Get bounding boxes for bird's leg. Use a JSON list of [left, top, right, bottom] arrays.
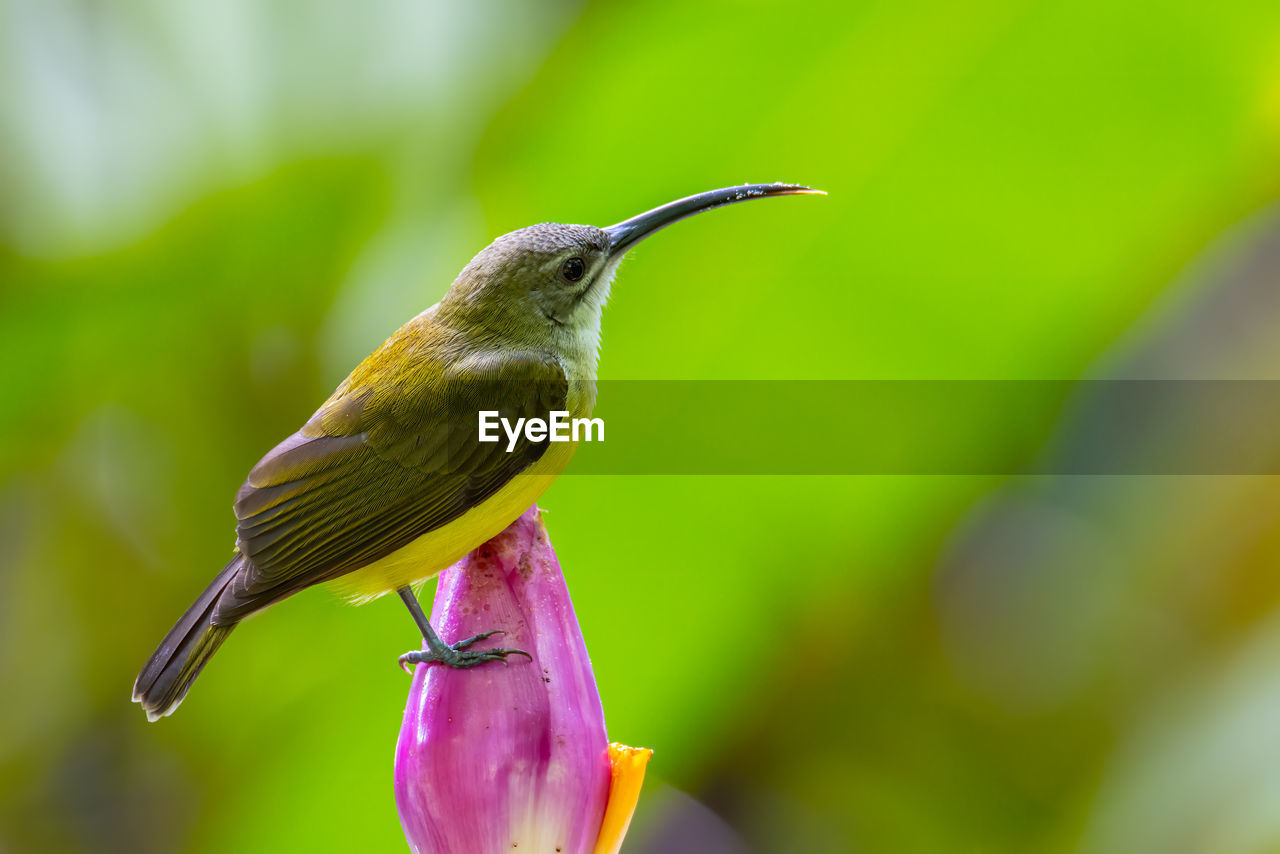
[[396, 586, 531, 673]]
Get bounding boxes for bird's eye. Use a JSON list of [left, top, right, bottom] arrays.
[[561, 257, 586, 283]]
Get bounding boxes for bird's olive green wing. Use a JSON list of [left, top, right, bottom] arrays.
[[212, 350, 568, 623]]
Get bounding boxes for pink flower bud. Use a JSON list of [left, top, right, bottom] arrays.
[[395, 507, 649, 854]]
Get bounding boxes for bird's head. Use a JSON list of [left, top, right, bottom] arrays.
[[439, 183, 824, 358]]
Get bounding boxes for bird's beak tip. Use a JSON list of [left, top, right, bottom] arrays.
[[776, 184, 826, 196]]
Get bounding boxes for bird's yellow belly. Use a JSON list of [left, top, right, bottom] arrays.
[[331, 441, 577, 603]]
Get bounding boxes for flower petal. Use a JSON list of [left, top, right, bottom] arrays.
[[395, 507, 611, 854], [592, 743, 654, 854]]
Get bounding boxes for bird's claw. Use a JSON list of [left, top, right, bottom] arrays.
[[452, 629, 505, 650], [398, 632, 531, 674]]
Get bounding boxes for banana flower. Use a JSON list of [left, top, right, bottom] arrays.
[[395, 506, 650, 853]]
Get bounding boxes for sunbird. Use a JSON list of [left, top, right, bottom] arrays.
[[134, 183, 822, 720]]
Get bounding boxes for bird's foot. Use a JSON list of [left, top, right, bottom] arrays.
[[398, 630, 531, 674]]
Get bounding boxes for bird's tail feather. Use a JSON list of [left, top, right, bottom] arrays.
[[133, 556, 241, 721]]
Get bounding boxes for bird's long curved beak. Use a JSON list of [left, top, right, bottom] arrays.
[[603, 183, 824, 259]]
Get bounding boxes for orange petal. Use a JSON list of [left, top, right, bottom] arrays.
[[592, 742, 653, 854]]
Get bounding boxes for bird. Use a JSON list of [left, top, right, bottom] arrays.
[[133, 183, 823, 721]]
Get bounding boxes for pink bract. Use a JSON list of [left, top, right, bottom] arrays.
[[394, 506, 612, 854]]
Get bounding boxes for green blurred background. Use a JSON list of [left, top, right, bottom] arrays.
[[4, 1, 1280, 851]]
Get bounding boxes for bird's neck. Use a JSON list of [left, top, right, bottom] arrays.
[[552, 316, 602, 382], [432, 303, 601, 388]]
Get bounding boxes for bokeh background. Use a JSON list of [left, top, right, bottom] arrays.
[[4, 1, 1280, 852]]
